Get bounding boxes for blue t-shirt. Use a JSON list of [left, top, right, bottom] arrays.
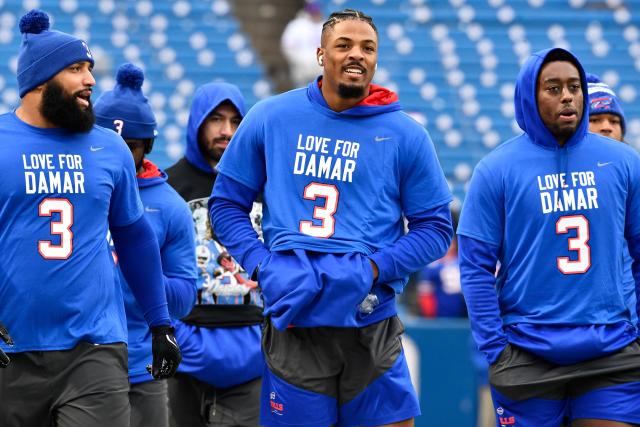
[[0, 112, 142, 352], [217, 81, 451, 256], [458, 48, 640, 364], [215, 80, 452, 327], [118, 163, 197, 383]]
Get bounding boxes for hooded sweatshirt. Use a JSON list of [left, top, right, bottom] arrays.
[[458, 48, 640, 365], [211, 78, 453, 329], [165, 83, 264, 388], [166, 82, 247, 198], [117, 160, 197, 383]]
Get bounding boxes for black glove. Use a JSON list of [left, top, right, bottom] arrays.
[[0, 322, 14, 368], [148, 326, 181, 379]]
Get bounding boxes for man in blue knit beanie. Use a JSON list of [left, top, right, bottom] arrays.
[[17, 8, 95, 132], [95, 63, 198, 427], [587, 73, 626, 142], [0, 10, 182, 427]]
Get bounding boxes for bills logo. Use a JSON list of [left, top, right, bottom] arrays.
[[500, 416, 516, 426], [81, 41, 92, 59], [496, 407, 516, 426], [590, 96, 612, 110], [269, 391, 284, 415]]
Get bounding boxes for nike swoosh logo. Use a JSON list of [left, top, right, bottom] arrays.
[[374, 136, 392, 142], [166, 335, 179, 349], [90, 146, 104, 151], [597, 161, 613, 167], [145, 206, 160, 213]]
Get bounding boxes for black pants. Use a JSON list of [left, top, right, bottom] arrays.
[[130, 379, 169, 427], [490, 340, 640, 401], [0, 342, 130, 427], [168, 373, 260, 427]]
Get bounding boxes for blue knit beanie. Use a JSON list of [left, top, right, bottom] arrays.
[[94, 63, 157, 139], [587, 73, 626, 136], [17, 10, 94, 97]]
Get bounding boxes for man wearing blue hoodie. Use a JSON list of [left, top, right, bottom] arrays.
[[166, 83, 264, 426], [210, 9, 452, 427], [459, 48, 640, 426], [94, 63, 198, 427]]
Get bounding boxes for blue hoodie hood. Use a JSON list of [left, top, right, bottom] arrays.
[[185, 82, 247, 173], [514, 48, 588, 149]]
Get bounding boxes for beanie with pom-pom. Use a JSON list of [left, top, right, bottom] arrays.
[[94, 63, 157, 140], [586, 72, 626, 136], [17, 9, 94, 97]]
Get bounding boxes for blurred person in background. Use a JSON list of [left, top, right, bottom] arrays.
[[415, 209, 465, 319], [587, 73, 626, 143], [281, 1, 324, 88], [410, 209, 495, 427]]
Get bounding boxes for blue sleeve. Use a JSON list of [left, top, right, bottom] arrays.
[[628, 234, 640, 330], [457, 161, 504, 246], [458, 235, 508, 364], [164, 276, 196, 319], [369, 203, 453, 284], [109, 139, 144, 226], [216, 105, 266, 192], [400, 129, 452, 215], [161, 200, 198, 319], [209, 173, 270, 277], [625, 152, 640, 327], [111, 215, 171, 327]]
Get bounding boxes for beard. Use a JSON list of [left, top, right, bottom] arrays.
[[40, 80, 95, 133], [199, 137, 229, 163], [338, 83, 366, 99], [549, 122, 578, 143]]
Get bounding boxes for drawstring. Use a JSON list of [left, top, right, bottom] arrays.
[[560, 144, 568, 180]]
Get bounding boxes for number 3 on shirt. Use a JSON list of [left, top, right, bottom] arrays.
[[38, 198, 74, 260], [299, 183, 339, 238], [556, 214, 590, 274]]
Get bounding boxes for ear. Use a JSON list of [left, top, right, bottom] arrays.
[[317, 48, 324, 66]]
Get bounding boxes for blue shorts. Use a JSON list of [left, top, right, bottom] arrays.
[[489, 341, 640, 426], [260, 316, 420, 426]]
